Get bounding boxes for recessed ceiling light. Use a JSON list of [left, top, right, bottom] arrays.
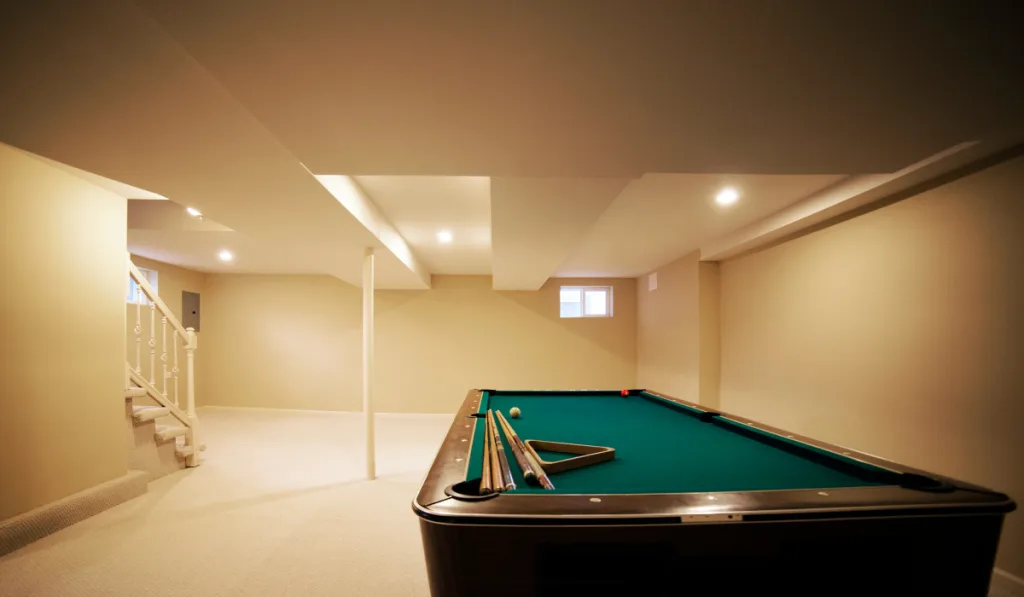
[[437, 230, 453, 244], [186, 207, 202, 217], [715, 187, 740, 207], [218, 250, 233, 262]]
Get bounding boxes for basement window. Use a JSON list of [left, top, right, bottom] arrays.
[[127, 267, 159, 305], [560, 286, 613, 318]]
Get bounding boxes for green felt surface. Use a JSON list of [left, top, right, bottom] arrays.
[[466, 391, 890, 495]]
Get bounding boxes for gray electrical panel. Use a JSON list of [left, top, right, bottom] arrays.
[[182, 291, 201, 332]]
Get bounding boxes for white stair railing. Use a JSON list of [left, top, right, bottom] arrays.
[[128, 255, 199, 466]]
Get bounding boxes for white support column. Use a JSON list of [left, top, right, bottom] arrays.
[[362, 247, 376, 480], [185, 328, 197, 421]]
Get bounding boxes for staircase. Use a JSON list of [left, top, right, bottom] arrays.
[[126, 256, 201, 472], [125, 387, 195, 478]]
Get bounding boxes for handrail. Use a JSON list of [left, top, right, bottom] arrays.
[[128, 258, 190, 341]]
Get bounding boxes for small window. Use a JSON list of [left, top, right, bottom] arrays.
[[560, 286, 613, 318], [127, 267, 158, 305]]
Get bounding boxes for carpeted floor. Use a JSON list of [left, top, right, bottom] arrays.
[[0, 407, 451, 597]]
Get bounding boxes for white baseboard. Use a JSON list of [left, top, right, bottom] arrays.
[[0, 470, 148, 557], [993, 568, 1024, 596], [198, 405, 452, 418]]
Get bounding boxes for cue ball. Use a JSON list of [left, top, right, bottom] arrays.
[[509, 407, 521, 418]]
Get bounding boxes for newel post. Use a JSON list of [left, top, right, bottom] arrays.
[[185, 327, 198, 420], [185, 327, 199, 466]]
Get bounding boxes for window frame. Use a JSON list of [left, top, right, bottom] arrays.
[[127, 267, 159, 305], [559, 285, 614, 319]]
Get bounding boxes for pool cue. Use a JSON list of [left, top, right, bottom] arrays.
[[488, 409, 516, 491], [479, 416, 494, 494], [496, 410, 555, 490], [498, 412, 554, 490], [521, 443, 555, 491], [486, 413, 503, 491], [493, 411, 536, 482]]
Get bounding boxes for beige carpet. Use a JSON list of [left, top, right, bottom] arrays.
[[0, 407, 451, 597]]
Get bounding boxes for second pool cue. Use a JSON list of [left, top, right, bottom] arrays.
[[496, 410, 555, 490], [486, 413, 503, 491], [520, 444, 555, 491], [479, 416, 494, 494], [488, 409, 515, 491], [494, 411, 536, 482]]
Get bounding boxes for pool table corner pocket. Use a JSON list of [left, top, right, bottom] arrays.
[[445, 479, 500, 502]]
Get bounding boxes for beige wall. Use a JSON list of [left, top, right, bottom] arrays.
[[0, 144, 128, 520], [378, 276, 636, 413], [637, 252, 700, 400], [199, 274, 636, 413], [198, 274, 362, 411], [719, 155, 1024, 576], [636, 253, 720, 406], [697, 261, 720, 408]]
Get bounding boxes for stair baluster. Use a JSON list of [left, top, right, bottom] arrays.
[[161, 316, 169, 401], [148, 300, 156, 386], [134, 285, 142, 376], [173, 332, 180, 408]]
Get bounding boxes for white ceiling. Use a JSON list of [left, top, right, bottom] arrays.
[[557, 174, 846, 277], [131, 1, 1024, 176], [0, 2, 428, 289], [123, 196, 426, 285], [129, 230, 298, 274], [128, 200, 233, 232], [354, 176, 491, 275], [33, 153, 167, 200], [2, 3, 1022, 288], [491, 178, 631, 289], [128, 228, 427, 285], [127, 173, 848, 283]]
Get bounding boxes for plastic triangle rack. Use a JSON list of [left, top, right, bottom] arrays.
[[523, 439, 615, 475]]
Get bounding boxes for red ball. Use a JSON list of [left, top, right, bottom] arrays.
[[621, 389, 629, 396]]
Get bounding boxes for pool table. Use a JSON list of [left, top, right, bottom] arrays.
[[413, 389, 1015, 596]]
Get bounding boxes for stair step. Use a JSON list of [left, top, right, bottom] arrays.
[[124, 387, 147, 400], [132, 406, 169, 423], [155, 425, 188, 442], [175, 445, 195, 458]]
